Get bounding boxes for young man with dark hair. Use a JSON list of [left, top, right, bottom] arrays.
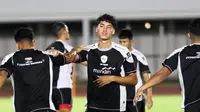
[[68, 14, 138, 112], [46, 22, 75, 112], [118, 29, 153, 112], [0, 28, 76, 112], [134, 19, 200, 112]]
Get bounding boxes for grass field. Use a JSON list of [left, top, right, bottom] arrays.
[[0, 95, 183, 112]]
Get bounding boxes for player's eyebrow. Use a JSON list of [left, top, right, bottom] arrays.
[[99, 23, 105, 26]]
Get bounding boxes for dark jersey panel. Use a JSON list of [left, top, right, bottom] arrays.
[[126, 54, 138, 100], [0, 49, 65, 112]]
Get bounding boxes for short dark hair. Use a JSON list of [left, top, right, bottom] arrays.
[[189, 19, 200, 36], [14, 28, 34, 42], [118, 29, 133, 40], [96, 14, 117, 29], [52, 22, 66, 37]]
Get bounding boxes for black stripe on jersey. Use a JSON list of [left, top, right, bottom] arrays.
[[139, 61, 150, 74]]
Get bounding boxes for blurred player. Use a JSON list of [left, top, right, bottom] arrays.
[[46, 22, 75, 112], [68, 14, 138, 112], [0, 28, 76, 112], [118, 29, 153, 112], [134, 19, 200, 112]]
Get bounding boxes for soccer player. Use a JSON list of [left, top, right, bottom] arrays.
[[68, 14, 138, 112], [134, 19, 200, 112], [0, 28, 76, 112], [118, 29, 153, 112], [46, 22, 75, 112]]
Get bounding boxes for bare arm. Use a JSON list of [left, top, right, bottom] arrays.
[[141, 67, 171, 91], [96, 72, 138, 87], [113, 72, 137, 85], [134, 67, 171, 103], [143, 72, 153, 109], [143, 73, 152, 98], [0, 70, 8, 88]]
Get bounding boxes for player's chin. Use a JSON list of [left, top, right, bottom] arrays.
[[100, 36, 110, 41]]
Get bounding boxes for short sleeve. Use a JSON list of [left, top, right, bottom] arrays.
[[162, 52, 179, 72], [0, 57, 13, 77], [49, 55, 66, 66], [76, 50, 88, 63], [139, 61, 150, 74]]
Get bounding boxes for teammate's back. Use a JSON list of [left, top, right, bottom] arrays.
[[9, 49, 55, 111]]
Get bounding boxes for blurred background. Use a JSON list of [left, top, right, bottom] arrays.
[[0, 0, 200, 111]]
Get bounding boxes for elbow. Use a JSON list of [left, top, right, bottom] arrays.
[[132, 77, 138, 85], [130, 75, 138, 85]]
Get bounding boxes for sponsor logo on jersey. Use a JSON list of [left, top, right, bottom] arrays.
[[17, 58, 45, 66], [186, 52, 200, 59]]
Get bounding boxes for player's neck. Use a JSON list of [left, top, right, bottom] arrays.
[[98, 39, 112, 49], [128, 46, 132, 51], [57, 37, 68, 42], [20, 46, 33, 50], [192, 40, 200, 44]]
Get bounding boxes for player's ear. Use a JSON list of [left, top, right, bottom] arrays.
[[32, 40, 36, 47], [188, 33, 191, 39], [131, 39, 134, 45], [96, 27, 98, 33], [15, 42, 20, 50], [112, 29, 115, 35]]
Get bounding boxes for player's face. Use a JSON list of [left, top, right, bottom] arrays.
[[119, 38, 132, 48], [61, 26, 70, 40], [96, 21, 115, 40]]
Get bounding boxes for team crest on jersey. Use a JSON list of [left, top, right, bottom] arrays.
[[101, 55, 108, 63]]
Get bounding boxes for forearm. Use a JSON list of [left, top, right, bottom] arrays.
[[143, 73, 152, 97], [113, 73, 137, 85], [140, 67, 170, 91], [0, 70, 8, 88]]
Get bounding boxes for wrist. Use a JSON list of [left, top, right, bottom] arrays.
[[111, 76, 116, 82]]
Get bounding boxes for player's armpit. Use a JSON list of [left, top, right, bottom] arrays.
[[0, 70, 8, 88]]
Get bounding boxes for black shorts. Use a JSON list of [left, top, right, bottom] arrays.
[[185, 100, 200, 112], [52, 88, 72, 110], [34, 109, 56, 112], [85, 108, 124, 112], [125, 100, 145, 112]]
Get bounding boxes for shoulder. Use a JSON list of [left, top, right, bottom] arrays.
[[1, 52, 15, 65], [131, 48, 148, 64], [112, 42, 130, 57], [167, 45, 187, 59], [46, 41, 64, 50], [64, 44, 73, 51], [85, 43, 98, 51]]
